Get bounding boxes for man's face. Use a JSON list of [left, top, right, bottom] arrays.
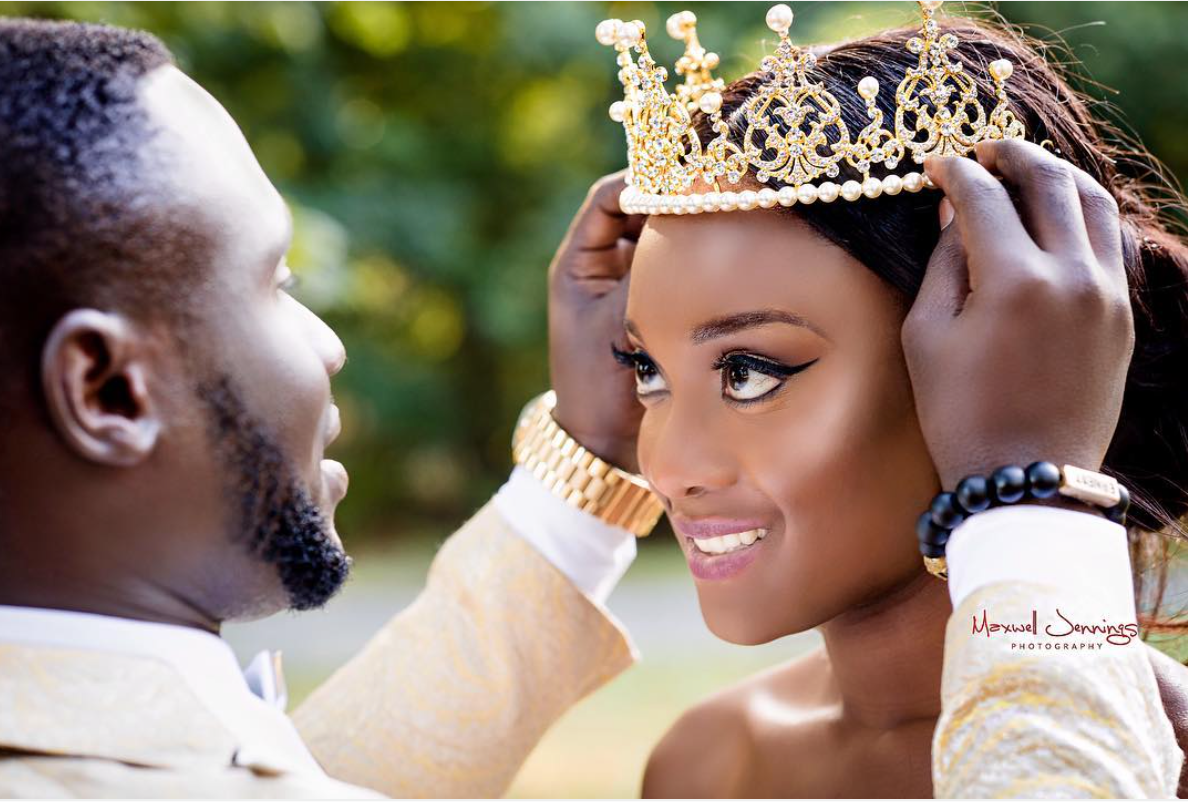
[[136, 66, 350, 619]]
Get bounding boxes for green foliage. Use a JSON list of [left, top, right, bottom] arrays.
[[6, 2, 1185, 544]]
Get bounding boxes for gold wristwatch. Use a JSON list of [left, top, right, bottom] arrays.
[[512, 390, 663, 538]]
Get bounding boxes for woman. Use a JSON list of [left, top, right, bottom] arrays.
[[584, 6, 1188, 797]]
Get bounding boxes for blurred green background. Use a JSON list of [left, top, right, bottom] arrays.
[[4, 1, 1186, 797]]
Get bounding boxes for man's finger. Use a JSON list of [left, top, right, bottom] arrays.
[[1068, 165, 1125, 288], [571, 172, 645, 255], [911, 220, 970, 327], [974, 140, 1093, 258], [923, 155, 1039, 289], [622, 210, 646, 243], [617, 238, 637, 271], [549, 172, 645, 286]]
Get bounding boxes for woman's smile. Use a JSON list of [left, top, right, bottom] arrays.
[[690, 527, 768, 555], [671, 515, 777, 581]]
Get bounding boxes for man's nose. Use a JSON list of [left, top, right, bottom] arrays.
[[321, 322, 347, 378], [300, 302, 346, 378]]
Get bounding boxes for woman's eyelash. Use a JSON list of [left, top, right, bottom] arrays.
[[611, 343, 646, 369], [612, 346, 815, 379], [609, 344, 814, 405], [710, 352, 814, 378]]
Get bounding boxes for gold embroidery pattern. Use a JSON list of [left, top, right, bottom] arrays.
[[933, 583, 1183, 798], [293, 501, 636, 798]]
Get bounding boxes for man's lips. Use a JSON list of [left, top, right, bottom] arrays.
[[321, 404, 347, 504], [321, 458, 349, 503], [325, 404, 342, 448]]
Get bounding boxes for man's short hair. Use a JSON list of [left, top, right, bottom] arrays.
[[0, 19, 200, 402]]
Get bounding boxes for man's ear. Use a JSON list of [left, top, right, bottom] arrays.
[[41, 309, 162, 467]]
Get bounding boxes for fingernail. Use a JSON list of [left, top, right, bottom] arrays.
[[938, 198, 954, 231]]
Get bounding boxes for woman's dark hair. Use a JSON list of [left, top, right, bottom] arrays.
[[694, 15, 1188, 631]]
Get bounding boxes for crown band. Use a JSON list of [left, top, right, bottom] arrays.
[[620, 172, 936, 215], [598, 1, 1026, 215]]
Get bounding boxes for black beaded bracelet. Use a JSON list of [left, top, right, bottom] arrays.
[[917, 461, 1130, 580]]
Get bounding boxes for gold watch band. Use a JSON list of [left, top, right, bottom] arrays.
[[512, 390, 663, 538]]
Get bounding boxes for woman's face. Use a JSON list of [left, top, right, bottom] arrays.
[[625, 211, 940, 644]]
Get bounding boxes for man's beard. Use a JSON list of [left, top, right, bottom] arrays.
[[197, 376, 350, 611]]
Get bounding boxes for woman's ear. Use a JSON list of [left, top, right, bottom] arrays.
[[41, 309, 162, 467]]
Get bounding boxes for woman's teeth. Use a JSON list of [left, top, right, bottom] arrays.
[[691, 528, 768, 555]]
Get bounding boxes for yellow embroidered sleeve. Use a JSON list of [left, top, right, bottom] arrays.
[[291, 500, 636, 798], [933, 581, 1183, 798]]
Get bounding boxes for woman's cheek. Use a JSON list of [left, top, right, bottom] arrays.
[[752, 373, 894, 555], [636, 405, 664, 489]]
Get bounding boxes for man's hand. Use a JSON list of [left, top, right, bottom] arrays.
[[548, 173, 646, 472], [902, 139, 1134, 489]]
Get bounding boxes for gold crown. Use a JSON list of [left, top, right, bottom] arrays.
[[596, 1, 1026, 215]]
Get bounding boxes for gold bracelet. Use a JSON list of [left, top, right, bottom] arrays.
[[512, 391, 664, 538]]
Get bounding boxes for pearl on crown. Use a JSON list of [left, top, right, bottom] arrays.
[[765, 4, 793, 35]]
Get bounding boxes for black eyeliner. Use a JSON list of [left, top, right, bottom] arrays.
[[712, 352, 816, 378], [610, 343, 640, 369]]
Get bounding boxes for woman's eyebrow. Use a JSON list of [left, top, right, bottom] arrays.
[[691, 309, 825, 342]]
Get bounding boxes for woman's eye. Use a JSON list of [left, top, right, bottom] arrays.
[[278, 274, 299, 294], [716, 353, 815, 404], [632, 355, 668, 396], [723, 361, 782, 401], [611, 345, 668, 398]]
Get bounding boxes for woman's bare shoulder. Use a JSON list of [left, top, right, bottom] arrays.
[[641, 682, 754, 798], [641, 648, 829, 799]]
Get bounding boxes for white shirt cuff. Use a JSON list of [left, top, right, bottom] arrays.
[[944, 505, 1135, 621], [492, 466, 637, 606]]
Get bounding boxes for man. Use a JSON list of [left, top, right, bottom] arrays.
[[0, 19, 649, 797]]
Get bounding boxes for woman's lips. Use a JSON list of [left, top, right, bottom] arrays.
[[689, 527, 768, 554], [671, 516, 770, 538], [671, 517, 773, 581]]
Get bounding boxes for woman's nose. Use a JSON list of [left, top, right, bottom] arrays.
[[640, 400, 737, 501]]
